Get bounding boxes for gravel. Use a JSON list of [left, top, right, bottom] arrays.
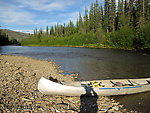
[[0, 55, 129, 112]]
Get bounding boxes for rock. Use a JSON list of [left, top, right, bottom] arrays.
[[6, 62, 9, 65], [22, 97, 32, 102], [112, 102, 119, 106], [55, 109, 61, 112], [26, 101, 33, 105], [0, 55, 129, 112], [17, 67, 21, 70], [32, 73, 36, 76], [112, 105, 119, 111], [67, 109, 78, 113], [99, 108, 107, 112], [119, 104, 123, 108]]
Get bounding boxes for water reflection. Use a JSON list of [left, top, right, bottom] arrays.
[[113, 91, 150, 112]]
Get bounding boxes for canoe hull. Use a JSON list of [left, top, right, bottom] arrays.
[[38, 77, 86, 96], [38, 77, 150, 96]]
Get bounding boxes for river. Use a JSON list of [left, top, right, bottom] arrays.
[[0, 45, 150, 112]]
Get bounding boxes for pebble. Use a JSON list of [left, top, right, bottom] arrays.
[[0, 55, 129, 113], [22, 97, 32, 102], [112, 105, 119, 111]]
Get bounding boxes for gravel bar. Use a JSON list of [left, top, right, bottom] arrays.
[[0, 55, 132, 113]]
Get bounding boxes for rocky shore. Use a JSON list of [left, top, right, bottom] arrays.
[[0, 55, 129, 113]]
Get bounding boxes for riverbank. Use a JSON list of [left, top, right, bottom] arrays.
[[20, 43, 136, 51], [0, 55, 131, 112]]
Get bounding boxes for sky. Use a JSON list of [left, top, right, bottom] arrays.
[[0, 0, 107, 34]]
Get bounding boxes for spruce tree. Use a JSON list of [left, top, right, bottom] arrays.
[[46, 26, 49, 36], [129, 0, 134, 27], [134, 0, 146, 29], [145, 0, 150, 20], [104, 0, 110, 32], [110, 0, 116, 32], [76, 18, 79, 33], [89, 3, 94, 31], [69, 20, 74, 35], [79, 12, 84, 34], [54, 24, 57, 36], [117, 0, 124, 29], [124, 0, 129, 15], [67, 23, 70, 36], [35, 27, 37, 36], [50, 26, 54, 36], [148, 0, 150, 20], [59, 24, 63, 36], [93, 0, 99, 32], [100, 4, 104, 28], [84, 8, 89, 33], [57, 23, 60, 36], [37, 28, 43, 39], [34, 29, 36, 36], [62, 23, 65, 36]]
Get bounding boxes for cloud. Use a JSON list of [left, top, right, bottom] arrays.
[[14, 29, 34, 34], [16, 0, 77, 12], [0, 1, 35, 25]]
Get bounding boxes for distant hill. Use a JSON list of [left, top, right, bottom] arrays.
[[0, 29, 29, 42]]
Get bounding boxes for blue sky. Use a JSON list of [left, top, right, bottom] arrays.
[[0, 0, 106, 33]]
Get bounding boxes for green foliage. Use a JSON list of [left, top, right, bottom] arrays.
[[108, 25, 134, 49], [96, 28, 105, 44], [21, 32, 98, 47], [134, 21, 150, 51]]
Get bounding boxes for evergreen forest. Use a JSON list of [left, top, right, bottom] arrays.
[[21, 0, 150, 51]]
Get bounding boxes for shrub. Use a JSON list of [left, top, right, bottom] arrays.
[[109, 25, 134, 49], [134, 21, 150, 51]]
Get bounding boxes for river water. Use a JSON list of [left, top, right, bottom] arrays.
[[0, 46, 150, 112]]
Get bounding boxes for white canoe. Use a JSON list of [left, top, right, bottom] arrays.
[[38, 77, 150, 96]]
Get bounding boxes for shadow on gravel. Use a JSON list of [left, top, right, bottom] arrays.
[[80, 87, 98, 113]]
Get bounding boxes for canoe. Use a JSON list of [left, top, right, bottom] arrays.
[[38, 77, 150, 96]]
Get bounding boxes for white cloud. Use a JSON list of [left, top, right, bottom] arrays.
[[16, 0, 76, 12], [14, 29, 34, 34], [0, 1, 35, 25]]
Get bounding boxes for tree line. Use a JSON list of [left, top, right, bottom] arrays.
[[21, 0, 150, 51], [0, 29, 19, 46]]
